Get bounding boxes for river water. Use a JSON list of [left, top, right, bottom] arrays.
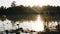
[[0, 14, 59, 34]]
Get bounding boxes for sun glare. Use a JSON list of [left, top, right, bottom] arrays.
[[32, 15, 44, 32], [34, 0, 45, 6], [16, 15, 44, 32]]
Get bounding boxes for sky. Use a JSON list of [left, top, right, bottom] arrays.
[[0, 0, 60, 7]]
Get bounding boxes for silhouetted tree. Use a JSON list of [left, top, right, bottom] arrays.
[[11, 1, 16, 7], [0, 6, 7, 15]]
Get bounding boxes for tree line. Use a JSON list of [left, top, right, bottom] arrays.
[[0, 1, 60, 15], [0, 1, 39, 15]]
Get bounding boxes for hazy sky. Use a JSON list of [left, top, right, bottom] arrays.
[[0, 0, 60, 7]]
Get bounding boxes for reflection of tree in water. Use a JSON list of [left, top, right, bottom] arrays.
[[56, 24, 60, 32], [40, 14, 60, 32], [7, 14, 37, 22]]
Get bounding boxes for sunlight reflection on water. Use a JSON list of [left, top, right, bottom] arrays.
[[14, 15, 44, 32]]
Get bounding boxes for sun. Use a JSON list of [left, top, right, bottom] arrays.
[[33, 0, 45, 7]]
